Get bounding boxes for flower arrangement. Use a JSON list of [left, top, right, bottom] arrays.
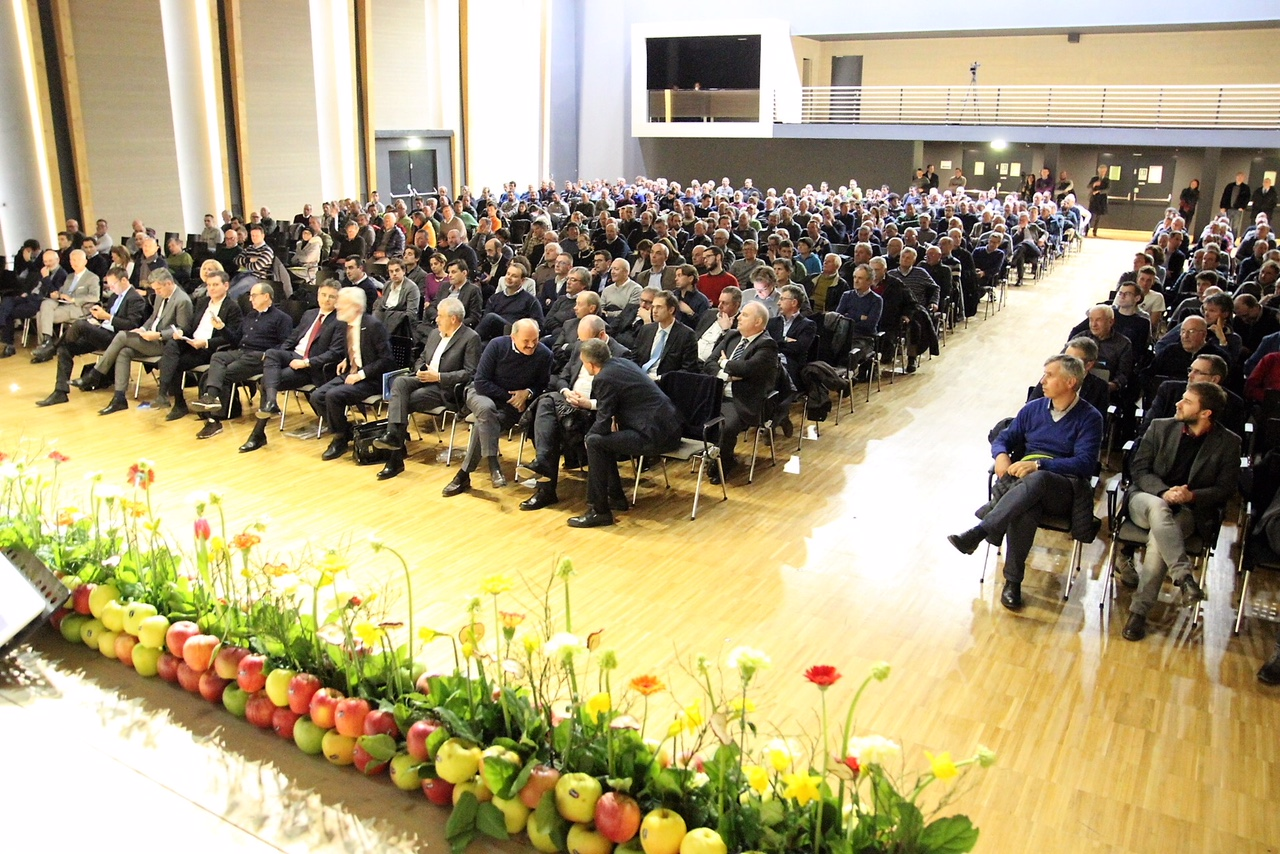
[[4, 450, 992, 854]]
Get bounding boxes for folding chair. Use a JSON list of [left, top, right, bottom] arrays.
[[631, 371, 726, 520], [1234, 451, 1280, 634]]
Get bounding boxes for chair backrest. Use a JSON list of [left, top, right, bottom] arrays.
[[659, 371, 724, 441]]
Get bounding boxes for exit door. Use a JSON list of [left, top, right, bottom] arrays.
[[1095, 153, 1177, 231], [388, 148, 439, 199]]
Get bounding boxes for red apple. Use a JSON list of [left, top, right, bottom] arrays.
[[272, 707, 302, 740], [362, 709, 400, 739], [245, 692, 276, 729], [422, 777, 455, 806], [72, 584, 95, 616], [287, 672, 323, 715], [212, 645, 250, 680], [595, 792, 642, 844], [352, 743, 389, 776], [50, 608, 74, 631], [308, 688, 344, 729], [406, 719, 442, 762], [156, 651, 183, 683], [519, 764, 562, 809], [182, 634, 221, 672], [176, 661, 203, 693], [113, 633, 139, 667], [334, 697, 371, 737], [198, 669, 231, 703], [237, 654, 268, 693], [165, 620, 200, 657]]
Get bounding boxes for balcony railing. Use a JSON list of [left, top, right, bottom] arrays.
[[789, 84, 1280, 129]]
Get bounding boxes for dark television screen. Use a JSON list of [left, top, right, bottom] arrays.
[[645, 35, 762, 90]]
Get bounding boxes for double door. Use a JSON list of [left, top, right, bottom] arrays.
[[1095, 153, 1177, 231]]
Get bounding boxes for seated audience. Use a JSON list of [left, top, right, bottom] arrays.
[[702, 301, 779, 484]]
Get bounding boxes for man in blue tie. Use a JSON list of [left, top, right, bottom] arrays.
[[628, 291, 699, 380]]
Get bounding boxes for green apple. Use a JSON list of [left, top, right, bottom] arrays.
[[388, 753, 422, 791], [79, 618, 106, 648], [135, 614, 169, 649], [221, 684, 250, 717], [59, 613, 89, 644], [97, 629, 120, 658], [434, 737, 481, 784], [639, 809, 686, 854], [132, 644, 162, 677], [87, 584, 120, 619], [568, 823, 614, 854], [555, 773, 603, 824], [264, 667, 296, 707], [678, 828, 725, 854], [452, 777, 493, 805], [490, 795, 531, 834], [100, 599, 126, 633], [293, 718, 326, 755], [322, 730, 356, 765], [528, 809, 566, 853], [123, 602, 159, 636]]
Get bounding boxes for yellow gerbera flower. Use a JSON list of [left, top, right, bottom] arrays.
[[585, 692, 612, 721], [480, 573, 515, 596], [744, 764, 770, 794], [926, 750, 958, 783], [781, 773, 822, 806]]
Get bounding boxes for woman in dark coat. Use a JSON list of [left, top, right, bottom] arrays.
[[1087, 165, 1111, 236], [1178, 179, 1200, 233]]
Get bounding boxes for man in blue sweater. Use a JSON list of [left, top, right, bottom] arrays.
[[948, 354, 1103, 610], [443, 318, 552, 496]]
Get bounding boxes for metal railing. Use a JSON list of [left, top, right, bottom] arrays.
[[789, 84, 1280, 129]]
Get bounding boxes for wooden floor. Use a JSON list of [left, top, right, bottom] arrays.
[[2, 234, 1278, 854]]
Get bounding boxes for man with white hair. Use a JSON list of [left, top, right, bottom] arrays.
[[30, 248, 100, 362], [702, 300, 779, 483], [310, 286, 393, 461]]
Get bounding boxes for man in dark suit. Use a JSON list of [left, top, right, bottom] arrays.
[[311, 286, 394, 461], [629, 290, 699, 380], [427, 259, 484, 328], [521, 315, 629, 511], [188, 281, 293, 437], [767, 284, 817, 437], [702, 301, 779, 483], [370, 297, 481, 479], [237, 282, 346, 451], [81, 268, 195, 416], [151, 269, 243, 419], [442, 318, 553, 496], [37, 267, 148, 406], [1122, 381, 1240, 641], [1137, 354, 1244, 440], [567, 339, 683, 528]]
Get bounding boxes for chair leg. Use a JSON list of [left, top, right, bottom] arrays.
[[516, 432, 526, 470], [1064, 540, 1083, 601], [632, 455, 644, 505], [279, 392, 289, 431], [748, 428, 761, 483], [1100, 536, 1119, 615], [690, 456, 705, 521], [834, 387, 844, 425], [1234, 567, 1251, 635], [444, 413, 458, 465]]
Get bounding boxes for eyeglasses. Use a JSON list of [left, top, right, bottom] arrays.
[[1188, 368, 1211, 377]]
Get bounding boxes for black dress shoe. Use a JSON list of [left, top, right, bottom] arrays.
[[239, 434, 267, 453], [72, 369, 104, 391], [948, 525, 987, 555], [321, 438, 349, 461], [489, 466, 507, 489], [521, 457, 555, 481], [1178, 575, 1205, 604], [165, 405, 190, 422], [36, 391, 69, 407], [708, 459, 736, 485], [1122, 612, 1147, 641], [779, 416, 794, 438], [30, 347, 54, 364], [372, 428, 406, 451], [255, 400, 281, 420], [98, 396, 128, 416], [999, 581, 1023, 611], [376, 456, 404, 480], [520, 489, 559, 511], [0, 344, 14, 358], [568, 510, 615, 528], [442, 470, 471, 497], [196, 420, 223, 439], [1258, 653, 1280, 685], [608, 495, 631, 513]]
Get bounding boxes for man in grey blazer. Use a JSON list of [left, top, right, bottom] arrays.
[[79, 269, 194, 416], [1123, 381, 1240, 641], [371, 297, 481, 480], [31, 249, 100, 362]]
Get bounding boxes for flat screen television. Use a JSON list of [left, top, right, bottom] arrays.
[[645, 35, 762, 91]]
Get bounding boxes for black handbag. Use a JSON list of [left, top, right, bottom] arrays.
[[352, 418, 391, 466]]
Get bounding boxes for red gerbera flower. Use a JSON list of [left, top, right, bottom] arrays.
[[127, 463, 155, 489], [48, 451, 70, 463], [805, 665, 842, 688], [842, 755, 861, 775]]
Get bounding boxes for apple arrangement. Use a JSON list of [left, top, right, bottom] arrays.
[[640, 809, 687, 854], [59, 613, 88, 644], [292, 718, 326, 755], [71, 583, 95, 616], [264, 667, 296, 707], [176, 661, 203, 693], [212, 645, 249, 680], [113, 633, 138, 667], [556, 772, 604, 824], [100, 599, 126, 633], [678, 828, 726, 854], [321, 730, 356, 766], [236, 654, 268, 693], [49, 608, 73, 633], [362, 709, 400, 740], [568, 822, 614, 854], [87, 583, 120, 619], [132, 644, 162, 677], [388, 752, 421, 791], [490, 795, 531, 834], [286, 672, 323, 714], [333, 697, 370, 737], [164, 621, 200, 658], [434, 738, 482, 784], [221, 684, 250, 717], [78, 618, 106, 648], [156, 651, 183, 682], [352, 743, 389, 776], [405, 719, 442, 762], [198, 670, 231, 703], [271, 707, 302, 740], [595, 793, 642, 844], [122, 602, 159, 637], [421, 777, 455, 806], [244, 692, 277, 729], [182, 634, 221, 672], [452, 777, 493, 805], [520, 765, 562, 809], [528, 807, 567, 854], [308, 688, 344, 729], [97, 629, 120, 658]]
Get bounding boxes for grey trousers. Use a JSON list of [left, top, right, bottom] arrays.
[[387, 374, 447, 427], [1127, 491, 1198, 616], [977, 469, 1074, 583], [95, 331, 165, 392], [38, 299, 86, 338], [460, 387, 520, 472]]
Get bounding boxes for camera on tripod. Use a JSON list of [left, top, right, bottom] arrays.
[[969, 61, 980, 79]]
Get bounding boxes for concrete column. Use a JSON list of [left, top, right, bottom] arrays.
[[159, 0, 226, 234], [0, 0, 57, 254]]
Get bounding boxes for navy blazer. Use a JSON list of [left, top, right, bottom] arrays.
[[343, 313, 393, 385]]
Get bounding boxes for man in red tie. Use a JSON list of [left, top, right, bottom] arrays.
[[238, 283, 345, 452]]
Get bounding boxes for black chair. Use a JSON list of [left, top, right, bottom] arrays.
[[631, 371, 726, 520], [1234, 450, 1280, 633]]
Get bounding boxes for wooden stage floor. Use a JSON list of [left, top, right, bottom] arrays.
[[1, 235, 1277, 853]]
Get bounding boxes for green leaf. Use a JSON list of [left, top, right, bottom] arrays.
[[919, 815, 980, 854], [481, 755, 519, 799], [434, 706, 480, 744], [533, 789, 569, 848], [357, 733, 398, 763], [475, 802, 510, 840], [509, 761, 535, 800], [426, 726, 451, 760], [448, 829, 475, 854], [553, 718, 572, 754], [895, 800, 924, 844], [446, 791, 479, 840]]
